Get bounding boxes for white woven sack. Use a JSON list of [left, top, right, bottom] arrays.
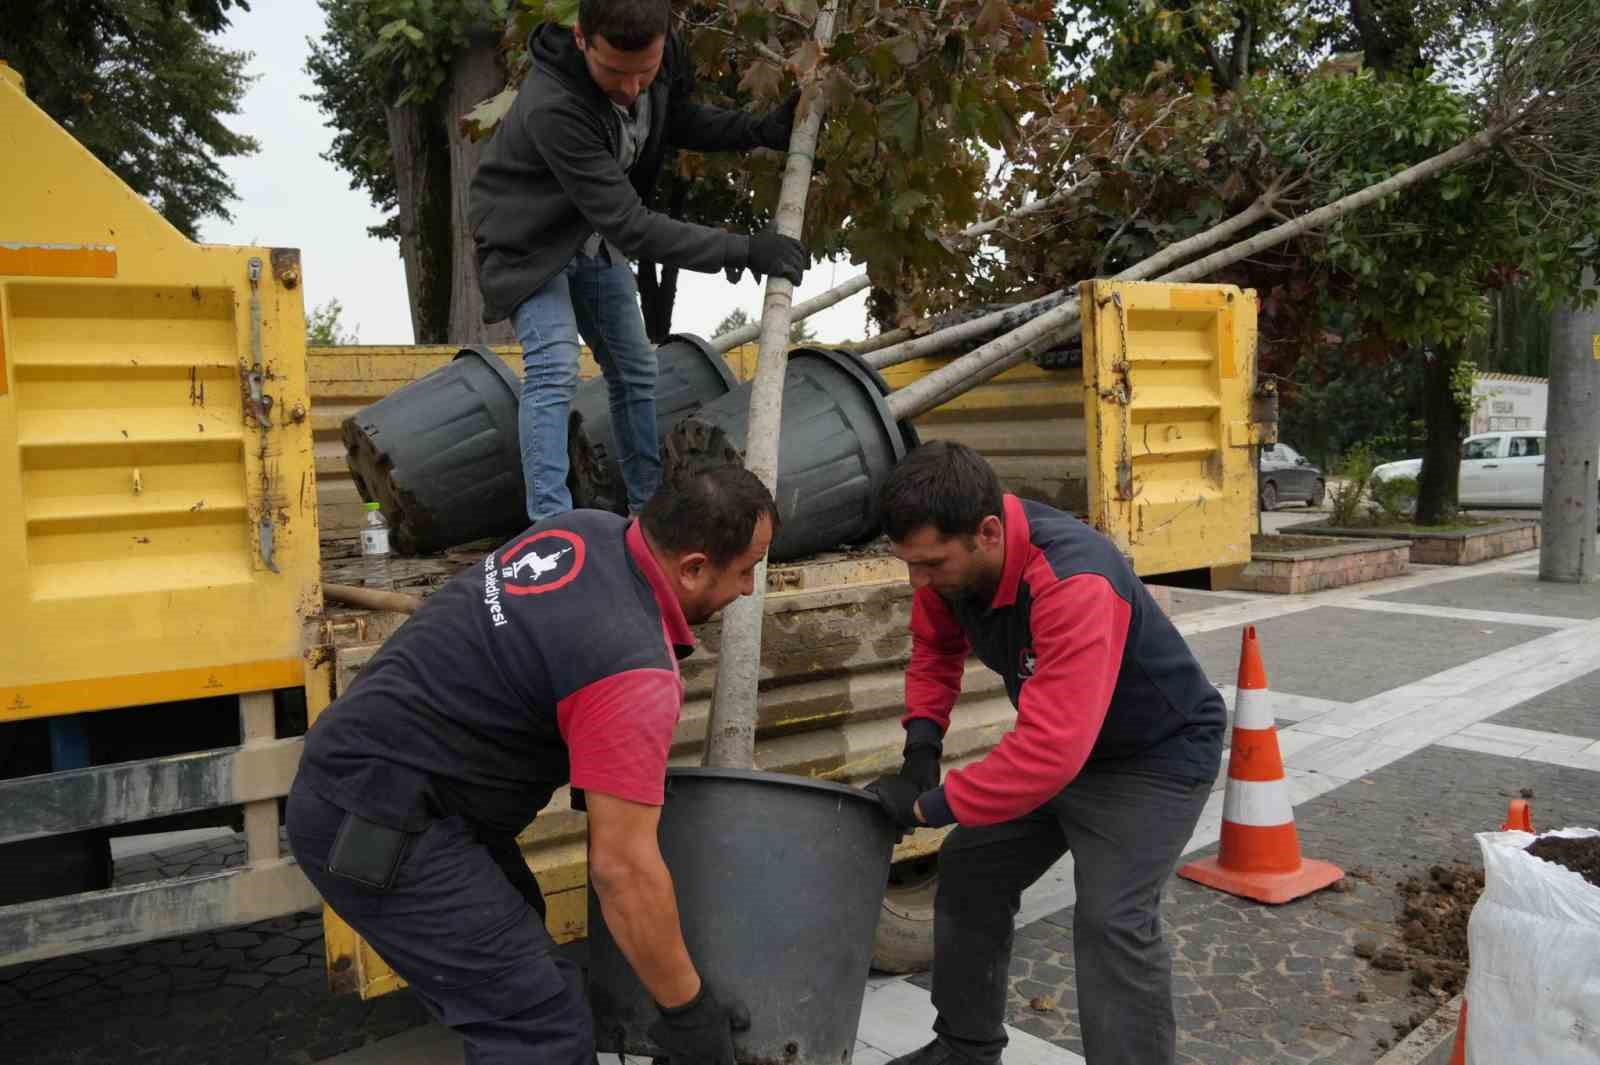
[[1465, 827, 1600, 1064]]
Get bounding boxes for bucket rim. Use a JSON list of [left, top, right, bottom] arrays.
[[787, 346, 918, 461], [453, 344, 520, 396], [664, 766, 883, 806], [663, 333, 739, 395]]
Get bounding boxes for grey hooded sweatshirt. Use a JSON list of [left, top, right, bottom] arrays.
[[468, 23, 782, 323]]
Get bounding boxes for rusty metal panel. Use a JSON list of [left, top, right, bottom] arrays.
[[0, 860, 319, 968], [1080, 280, 1257, 576], [0, 738, 302, 845], [0, 72, 319, 718]]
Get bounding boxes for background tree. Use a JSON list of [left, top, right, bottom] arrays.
[[306, 0, 1054, 343], [307, 298, 361, 345], [0, 0, 259, 238], [713, 307, 753, 338], [306, 0, 514, 346]]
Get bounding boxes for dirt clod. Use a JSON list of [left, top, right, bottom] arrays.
[[1524, 834, 1600, 888], [1354, 938, 1378, 959], [1520, 787, 1535, 799], [1356, 990, 1371, 1004], [1370, 946, 1407, 972], [1369, 861, 1484, 998], [1027, 996, 1056, 1013]]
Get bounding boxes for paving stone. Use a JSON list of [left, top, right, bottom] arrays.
[[1182, 607, 1548, 701], [27, 973, 100, 1000], [1486, 667, 1600, 740], [224, 972, 271, 990], [216, 931, 264, 950], [1372, 570, 1600, 619], [261, 954, 309, 975], [249, 936, 300, 961]]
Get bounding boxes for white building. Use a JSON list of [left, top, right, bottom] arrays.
[[1472, 372, 1548, 434]]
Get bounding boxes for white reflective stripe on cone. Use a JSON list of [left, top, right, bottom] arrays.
[[1233, 686, 1274, 731], [1221, 777, 1295, 828]]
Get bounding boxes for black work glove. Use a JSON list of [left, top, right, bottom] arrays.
[[756, 88, 802, 150], [728, 231, 808, 286], [865, 773, 923, 831], [900, 742, 941, 794], [648, 983, 751, 1065]]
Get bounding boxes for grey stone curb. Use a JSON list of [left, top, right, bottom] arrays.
[[1250, 536, 1412, 562], [1373, 995, 1461, 1065], [1281, 520, 1538, 543]]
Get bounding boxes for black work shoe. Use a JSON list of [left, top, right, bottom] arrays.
[[883, 1039, 992, 1065]]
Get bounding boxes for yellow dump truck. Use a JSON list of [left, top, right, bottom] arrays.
[[0, 61, 1270, 983]]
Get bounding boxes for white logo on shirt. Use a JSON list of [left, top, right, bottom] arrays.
[[503, 546, 571, 583]]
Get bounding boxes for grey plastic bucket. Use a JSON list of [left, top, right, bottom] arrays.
[[568, 333, 739, 514], [665, 348, 920, 562], [341, 346, 525, 554], [586, 768, 896, 1065]]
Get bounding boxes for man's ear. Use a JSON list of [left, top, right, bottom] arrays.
[[977, 514, 1004, 550], [675, 550, 710, 590], [572, 24, 586, 50]]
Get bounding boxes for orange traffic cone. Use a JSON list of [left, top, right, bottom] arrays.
[[1450, 801, 1533, 1064], [1448, 997, 1468, 1065], [1178, 625, 1345, 903], [1501, 798, 1533, 832]]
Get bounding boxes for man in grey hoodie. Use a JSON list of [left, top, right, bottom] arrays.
[[470, 0, 809, 522]]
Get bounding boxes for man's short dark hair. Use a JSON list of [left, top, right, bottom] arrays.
[[578, 0, 671, 51], [879, 441, 1005, 541], [642, 465, 781, 567]]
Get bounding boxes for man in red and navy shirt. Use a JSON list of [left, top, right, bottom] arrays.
[[866, 442, 1224, 1065], [287, 466, 777, 1065]]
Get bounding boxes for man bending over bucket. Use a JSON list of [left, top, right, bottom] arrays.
[[866, 441, 1225, 1065], [288, 467, 777, 1065]]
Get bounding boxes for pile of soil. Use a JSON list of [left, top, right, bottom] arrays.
[[1356, 862, 1484, 1000], [1525, 834, 1600, 888]]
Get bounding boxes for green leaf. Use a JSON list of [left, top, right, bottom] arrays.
[[542, 0, 580, 27], [878, 94, 920, 153], [461, 84, 518, 142], [892, 189, 931, 223], [889, 35, 920, 66]]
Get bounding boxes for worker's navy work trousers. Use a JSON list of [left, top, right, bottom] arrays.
[[929, 765, 1213, 1065], [285, 780, 593, 1065]]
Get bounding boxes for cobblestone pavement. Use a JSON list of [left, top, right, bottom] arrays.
[[1486, 666, 1600, 740], [906, 745, 1600, 1065], [0, 832, 432, 1065]]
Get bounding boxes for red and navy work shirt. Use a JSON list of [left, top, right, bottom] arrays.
[[297, 510, 692, 836], [908, 495, 1224, 828]]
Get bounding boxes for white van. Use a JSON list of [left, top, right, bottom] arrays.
[[1371, 430, 1600, 507]]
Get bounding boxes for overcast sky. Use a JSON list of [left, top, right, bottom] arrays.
[[198, 0, 872, 346]]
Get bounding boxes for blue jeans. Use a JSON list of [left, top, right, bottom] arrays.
[[511, 253, 660, 521]]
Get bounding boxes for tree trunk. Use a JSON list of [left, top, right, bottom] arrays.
[[702, 2, 840, 771], [387, 96, 453, 344], [446, 25, 516, 346], [1416, 344, 1463, 524], [1539, 272, 1600, 582]]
